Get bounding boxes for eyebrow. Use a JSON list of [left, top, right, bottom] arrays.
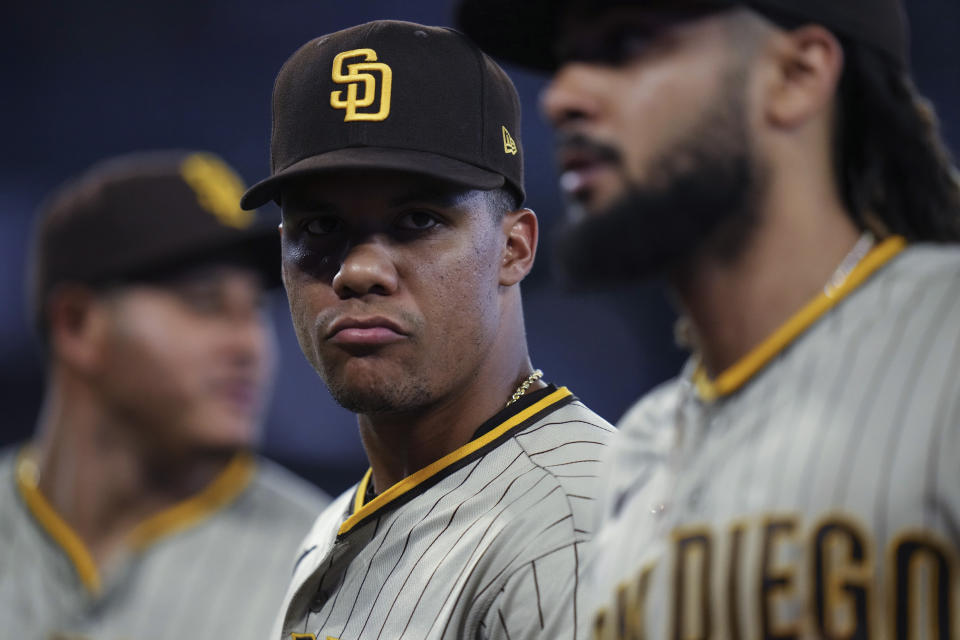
[[388, 186, 473, 208], [284, 185, 476, 214]]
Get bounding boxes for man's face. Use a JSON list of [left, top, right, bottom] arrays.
[[93, 266, 276, 456], [280, 171, 506, 415], [542, 5, 762, 284]]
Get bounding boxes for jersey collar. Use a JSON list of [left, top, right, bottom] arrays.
[[339, 385, 574, 537], [693, 235, 907, 402], [15, 448, 255, 595]]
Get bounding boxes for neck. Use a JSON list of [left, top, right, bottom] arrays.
[[31, 373, 233, 566], [358, 308, 542, 494], [670, 181, 862, 377]]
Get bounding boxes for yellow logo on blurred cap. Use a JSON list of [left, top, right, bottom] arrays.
[[180, 153, 254, 229]]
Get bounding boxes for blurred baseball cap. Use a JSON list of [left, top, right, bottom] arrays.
[[240, 20, 525, 210], [457, 0, 908, 70], [30, 150, 281, 331]]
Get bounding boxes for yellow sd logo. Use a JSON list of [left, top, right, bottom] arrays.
[[330, 48, 392, 122]]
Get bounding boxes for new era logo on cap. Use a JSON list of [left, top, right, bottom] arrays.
[[241, 20, 526, 210], [502, 126, 517, 155]]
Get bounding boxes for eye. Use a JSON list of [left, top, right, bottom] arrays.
[[175, 283, 225, 314], [395, 210, 440, 231], [559, 28, 650, 65], [304, 215, 343, 235]]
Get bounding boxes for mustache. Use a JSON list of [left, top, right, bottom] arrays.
[[555, 133, 623, 164]]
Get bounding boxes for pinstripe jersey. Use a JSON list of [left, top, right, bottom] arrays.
[[273, 385, 615, 640], [577, 238, 960, 639], [0, 449, 329, 640]]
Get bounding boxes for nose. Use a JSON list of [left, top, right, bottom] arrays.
[[540, 63, 603, 130], [332, 239, 399, 299]]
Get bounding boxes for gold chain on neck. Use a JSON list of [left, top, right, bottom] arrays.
[[506, 369, 544, 407]]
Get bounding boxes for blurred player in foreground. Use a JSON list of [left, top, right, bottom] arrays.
[[461, 0, 960, 635], [240, 20, 614, 640], [0, 150, 329, 640]]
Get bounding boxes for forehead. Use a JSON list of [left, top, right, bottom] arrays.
[[280, 170, 488, 215], [555, 2, 736, 62], [112, 262, 268, 299]]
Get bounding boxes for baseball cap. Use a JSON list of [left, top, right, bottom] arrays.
[[30, 150, 281, 331], [457, 0, 908, 70], [240, 20, 525, 210]]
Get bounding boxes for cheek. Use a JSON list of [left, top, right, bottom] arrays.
[[617, 62, 727, 178], [282, 265, 336, 360], [620, 79, 686, 174], [102, 318, 199, 404], [419, 239, 500, 345]]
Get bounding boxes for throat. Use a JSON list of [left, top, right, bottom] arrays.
[[357, 367, 545, 494], [30, 437, 236, 567], [672, 221, 865, 378]]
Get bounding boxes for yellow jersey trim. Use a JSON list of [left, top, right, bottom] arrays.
[[127, 453, 255, 549], [15, 449, 255, 594], [693, 236, 907, 402], [353, 468, 373, 515], [15, 448, 102, 594], [338, 386, 573, 536]]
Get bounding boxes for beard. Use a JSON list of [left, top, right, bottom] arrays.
[[553, 71, 763, 288]]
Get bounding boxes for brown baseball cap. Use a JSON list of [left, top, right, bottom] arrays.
[[29, 150, 281, 331], [240, 20, 525, 210], [457, 0, 908, 70]]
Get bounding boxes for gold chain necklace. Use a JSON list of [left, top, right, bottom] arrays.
[[506, 369, 544, 406], [824, 231, 875, 297]]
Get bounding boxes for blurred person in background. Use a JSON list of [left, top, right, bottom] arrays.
[[0, 150, 329, 640], [461, 0, 960, 636]]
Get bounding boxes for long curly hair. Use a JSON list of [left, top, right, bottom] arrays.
[[833, 41, 960, 242]]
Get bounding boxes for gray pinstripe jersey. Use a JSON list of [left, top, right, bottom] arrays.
[[575, 240, 960, 639], [0, 450, 329, 640], [273, 386, 615, 640]]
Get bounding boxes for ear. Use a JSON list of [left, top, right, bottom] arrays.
[[46, 285, 111, 374], [499, 208, 538, 286], [763, 24, 844, 130]]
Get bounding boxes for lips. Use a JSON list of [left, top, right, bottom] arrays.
[[326, 316, 408, 347], [556, 140, 620, 201], [211, 377, 262, 413]]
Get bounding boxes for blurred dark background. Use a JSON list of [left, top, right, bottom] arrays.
[[1, 0, 957, 497]]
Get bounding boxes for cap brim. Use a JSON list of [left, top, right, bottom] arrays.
[[241, 147, 507, 210], [118, 221, 283, 290]]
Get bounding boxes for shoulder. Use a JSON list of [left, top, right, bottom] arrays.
[[836, 243, 960, 370], [885, 242, 960, 282], [242, 456, 332, 525], [617, 377, 684, 448], [0, 446, 16, 478], [852, 242, 960, 314], [488, 395, 614, 535], [288, 487, 355, 577], [512, 395, 616, 451], [0, 446, 22, 539], [510, 396, 615, 495]]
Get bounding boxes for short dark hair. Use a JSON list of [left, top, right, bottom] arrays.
[[833, 41, 960, 242], [482, 186, 521, 219]]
